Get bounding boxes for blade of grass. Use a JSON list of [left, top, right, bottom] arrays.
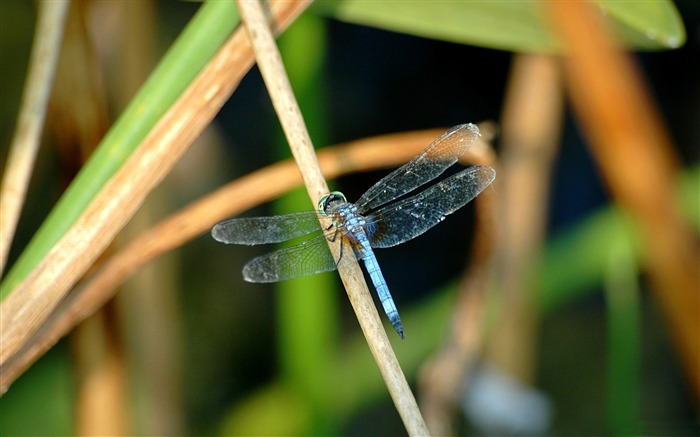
[[604, 225, 642, 435], [234, 1, 429, 434], [0, 0, 239, 297]]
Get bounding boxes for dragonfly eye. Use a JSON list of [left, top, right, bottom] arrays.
[[317, 191, 347, 216]]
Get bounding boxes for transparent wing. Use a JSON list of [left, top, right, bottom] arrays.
[[242, 234, 346, 283], [356, 124, 480, 213], [367, 166, 495, 249], [211, 211, 323, 245]]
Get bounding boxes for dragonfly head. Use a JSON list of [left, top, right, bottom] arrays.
[[318, 191, 347, 216]]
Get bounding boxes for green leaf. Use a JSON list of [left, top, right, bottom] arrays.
[[598, 0, 686, 50], [312, 0, 685, 52]]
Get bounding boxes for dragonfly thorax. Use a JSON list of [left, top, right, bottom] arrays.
[[318, 192, 368, 240], [335, 202, 365, 232]]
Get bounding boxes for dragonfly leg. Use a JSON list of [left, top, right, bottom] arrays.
[[335, 238, 344, 265], [325, 223, 337, 241]]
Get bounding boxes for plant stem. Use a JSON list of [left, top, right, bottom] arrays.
[[234, 1, 429, 435]]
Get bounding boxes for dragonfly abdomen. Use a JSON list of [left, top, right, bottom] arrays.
[[356, 237, 405, 339]]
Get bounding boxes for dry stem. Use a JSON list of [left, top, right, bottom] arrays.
[[0, 1, 70, 274], [235, 0, 429, 434]]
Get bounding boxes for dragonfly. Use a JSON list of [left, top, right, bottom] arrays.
[[212, 123, 496, 339]]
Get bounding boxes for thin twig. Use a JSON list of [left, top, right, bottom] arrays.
[[0, 0, 70, 274], [235, 1, 429, 434]]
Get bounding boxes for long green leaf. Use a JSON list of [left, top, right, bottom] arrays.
[[312, 0, 685, 52]]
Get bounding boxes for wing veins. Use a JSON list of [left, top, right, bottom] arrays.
[[356, 124, 479, 213], [211, 211, 323, 245], [368, 166, 495, 248]]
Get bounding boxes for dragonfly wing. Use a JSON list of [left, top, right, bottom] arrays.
[[242, 234, 340, 282], [212, 211, 323, 245], [368, 166, 495, 248], [356, 124, 480, 213]]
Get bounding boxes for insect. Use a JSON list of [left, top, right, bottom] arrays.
[[212, 123, 495, 338]]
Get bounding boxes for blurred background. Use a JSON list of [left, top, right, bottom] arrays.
[[1, 1, 698, 435]]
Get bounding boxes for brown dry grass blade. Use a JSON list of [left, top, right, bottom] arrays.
[[0, 0, 311, 393]]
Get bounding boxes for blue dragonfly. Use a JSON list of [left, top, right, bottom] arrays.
[[212, 123, 495, 339]]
